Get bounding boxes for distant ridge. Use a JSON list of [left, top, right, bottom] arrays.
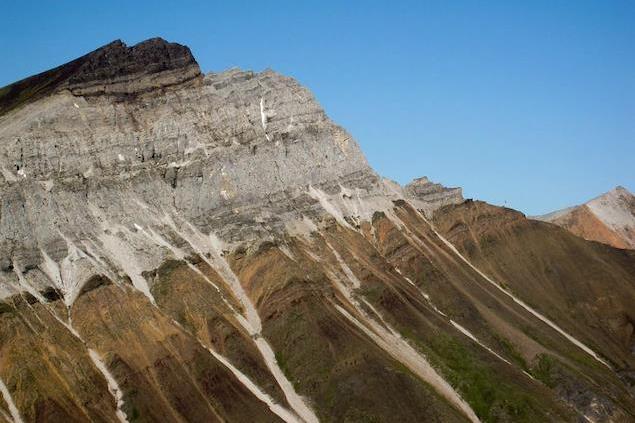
[[534, 186, 635, 249]]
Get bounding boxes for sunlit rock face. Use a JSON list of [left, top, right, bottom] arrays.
[[0, 37, 379, 274], [1, 39, 634, 423], [535, 186, 635, 249]]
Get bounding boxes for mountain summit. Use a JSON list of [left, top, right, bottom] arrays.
[[535, 186, 635, 249], [1, 39, 634, 422], [0, 38, 200, 116]]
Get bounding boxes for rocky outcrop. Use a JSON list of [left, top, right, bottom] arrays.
[[403, 176, 464, 217], [0, 39, 380, 274], [535, 186, 635, 249], [0, 38, 201, 116], [62, 38, 201, 96]]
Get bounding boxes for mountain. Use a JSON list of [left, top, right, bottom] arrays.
[[535, 187, 635, 249], [0, 38, 634, 423], [403, 176, 464, 217]]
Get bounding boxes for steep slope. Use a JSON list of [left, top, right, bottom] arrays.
[[535, 186, 635, 249], [0, 38, 634, 422], [434, 200, 635, 417]]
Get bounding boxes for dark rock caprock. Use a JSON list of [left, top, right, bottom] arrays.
[[0, 38, 201, 115]]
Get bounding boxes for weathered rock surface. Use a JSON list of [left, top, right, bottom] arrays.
[[404, 176, 464, 217], [0, 38, 201, 117], [1, 38, 634, 423], [0, 37, 383, 276]]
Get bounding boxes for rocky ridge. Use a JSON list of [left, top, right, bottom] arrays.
[[535, 186, 635, 249], [0, 38, 201, 117], [0, 38, 386, 274], [403, 176, 464, 217]]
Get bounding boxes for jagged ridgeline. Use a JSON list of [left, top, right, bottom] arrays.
[[0, 38, 200, 115], [0, 38, 634, 423]]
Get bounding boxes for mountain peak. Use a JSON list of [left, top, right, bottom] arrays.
[[403, 176, 464, 216], [537, 185, 635, 249], [0, 37, 201, 116], [64, 37, 199, 88], [610, 185, 631, 196], [588, 185, 633, 205]]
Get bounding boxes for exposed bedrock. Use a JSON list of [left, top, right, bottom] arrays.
[[1, 38, 634, 423]]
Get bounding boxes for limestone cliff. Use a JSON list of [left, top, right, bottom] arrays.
[[0, 38, 382, 275]]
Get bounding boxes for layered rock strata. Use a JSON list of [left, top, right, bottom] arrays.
[[1, 38, 634, 422]]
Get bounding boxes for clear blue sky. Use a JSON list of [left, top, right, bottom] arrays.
[[1, 1, 633, 215]]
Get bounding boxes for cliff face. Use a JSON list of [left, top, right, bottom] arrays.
[[535, 186, 635, 249], [0, 38, 381, 274], [0, 38, 201, 116], [404, 176, 464, 217], [1, 39, 634, 423]]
